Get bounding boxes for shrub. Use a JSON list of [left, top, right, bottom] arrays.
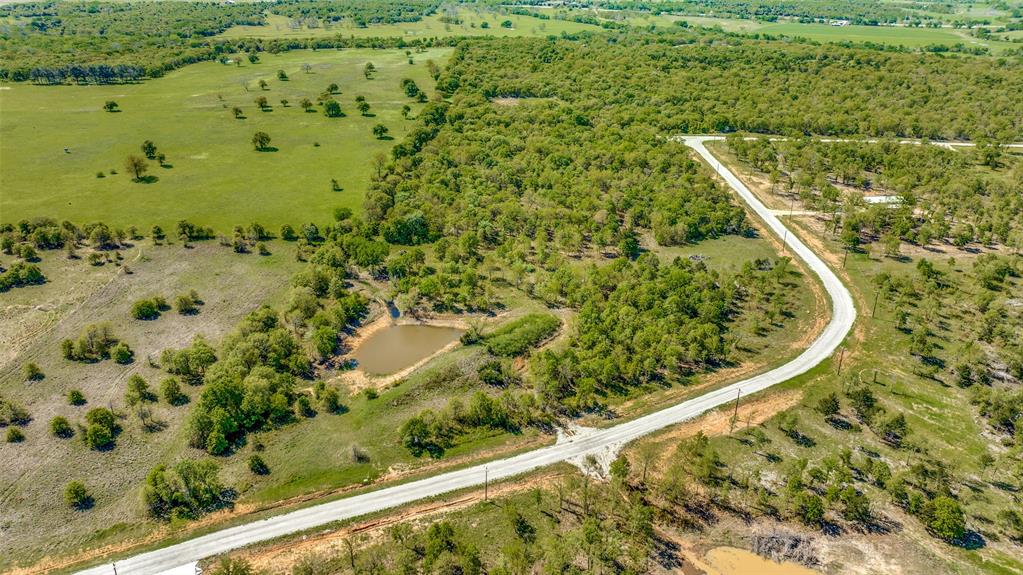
[[64, 481, 93, 509], [125, 374, 155, 405], [131, 298, 161, 320], [142, 459, 227, 520], [175, 293, 198, 314], [923, 496, 966, 542], [68, 389, 86, 406], [83, 407, 118, 450], [295, 395, 315, 418], [112, 342, 134, 364], [50, 416, 74, 438], [22, 362, 44, 381], [6, 427, 25, 443], [0, 395, 31, 426], [321, 386, 343, 414], [161, 377, 187, 405], [484, 314, 561, 357], [248, 454, 270, 475]]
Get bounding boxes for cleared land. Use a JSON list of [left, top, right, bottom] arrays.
[[0, 48, 449, 231]]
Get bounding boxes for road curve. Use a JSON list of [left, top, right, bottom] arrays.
[[76, 136, 856, 575]]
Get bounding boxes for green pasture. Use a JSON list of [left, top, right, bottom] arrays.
[[217, 10, 601, 40], [0, 48, 450, 231]]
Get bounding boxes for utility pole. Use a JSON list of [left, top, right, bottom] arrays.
[[730, 388, 741, 433], [842, 247, 849, 268], [112, 563, 118, 575], [871, 289, 880, 317], [836, 347, 846, 375], [484, 466, 488, 502]]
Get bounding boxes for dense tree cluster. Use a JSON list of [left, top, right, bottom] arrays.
[[531, 256, 738, 410], [728, 137, 1023, 250], [437, 36, 1023, 140], [0, 0, 264, 81]]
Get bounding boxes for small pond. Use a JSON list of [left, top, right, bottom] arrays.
[[703, 547, 820, 575], [351, 324, 463, 375]]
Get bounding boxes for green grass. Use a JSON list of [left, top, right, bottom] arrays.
[[756, 22, 1018, 52], [217, 10, 601, 40], [0, 48, 450, 232]]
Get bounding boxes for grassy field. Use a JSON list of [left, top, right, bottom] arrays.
[[0, 48, 450, 232], [0, 242, 305, 567], [755, 21, 1017, 52], [218, 10, 601, 40]]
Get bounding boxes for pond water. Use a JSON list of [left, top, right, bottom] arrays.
[[350, 324, 463, 375], [703, 547, 820, 575]]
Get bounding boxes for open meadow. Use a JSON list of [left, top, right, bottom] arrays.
[[0, 48, 450, 231]]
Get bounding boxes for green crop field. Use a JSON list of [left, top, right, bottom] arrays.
[[0, 48, 450, 232], [217, 10, 601, 40]]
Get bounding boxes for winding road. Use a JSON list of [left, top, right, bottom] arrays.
[[76, 136, 857, 575]]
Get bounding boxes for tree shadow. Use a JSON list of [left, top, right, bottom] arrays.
[[72, 496, 95, 511], [957, 530, 986, 550], [135, 175, 159, 184], [159, 163, 174, 169], [787, 430, 816, 448], [376, 135, 394, 141], [255, 147, 279, 153]]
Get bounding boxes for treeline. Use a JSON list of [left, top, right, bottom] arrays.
[[727, 136, 1023, 250], [0, 0, 463, 82], [269, 0, 440, 27], [1, 0, 262, 81], [436, 35, 1023, 140], [495, 0, 950, 26]]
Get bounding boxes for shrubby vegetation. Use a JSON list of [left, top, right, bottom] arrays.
[[1, 395, 31, 427], [142, 459, 229, 520], [82, 407, 120, 450], [480, 313, 560, 357], [60, 323, 123, 363], [0, 262, 45, 292]]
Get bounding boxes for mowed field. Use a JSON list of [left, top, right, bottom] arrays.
[[218, 10, 602, 40], [0, 48, 450, 231]]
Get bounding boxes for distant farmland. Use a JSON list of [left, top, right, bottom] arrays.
[[0, 48, 450, 231]]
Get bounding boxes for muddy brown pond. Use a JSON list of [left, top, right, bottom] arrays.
[[350, 324, 464, 375]]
